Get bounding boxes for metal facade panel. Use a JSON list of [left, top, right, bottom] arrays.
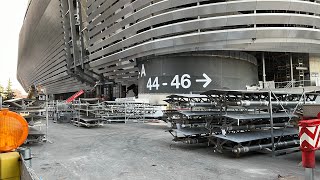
[[87, 0, 320, 83], [17, 0, 90, 94]]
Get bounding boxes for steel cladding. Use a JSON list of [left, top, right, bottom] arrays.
[[87, 0, 320, 90], [17, 0, 91, 94], [18, 0, 320, 95]]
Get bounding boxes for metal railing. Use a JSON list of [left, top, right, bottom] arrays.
[[262, 80, 313, 89]]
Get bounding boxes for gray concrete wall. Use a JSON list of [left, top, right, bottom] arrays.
[[309, 54, 320, 86]]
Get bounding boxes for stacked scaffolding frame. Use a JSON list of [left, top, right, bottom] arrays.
[[164, 89, 319, 156]]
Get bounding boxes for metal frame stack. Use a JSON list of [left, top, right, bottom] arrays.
[[164, 94, 218, 144], [164, 89, 319, 156], [71, 98, 105, 127], [102, 99, 163, 123], [4, 99, 47, 144], [68, 98, 164, 126], [48, 100, 73, 123]]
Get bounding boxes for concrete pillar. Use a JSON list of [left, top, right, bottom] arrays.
[[309, 54, 320, 86], [290, 53, 294, 88], [262, 52, 266, 88], [96, 85, 101, 98]]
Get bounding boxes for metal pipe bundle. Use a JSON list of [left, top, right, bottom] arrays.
[[182, 138, 208, 144], [232, 140, 299, 154], [236, 100, 316, 108], [189, 102, 217, 107], [225, 123, 288, 131]]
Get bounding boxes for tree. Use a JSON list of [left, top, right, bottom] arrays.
[[0, 84, 4, 98], [13, 89, 27, 99], [4, 79, 15, 100]]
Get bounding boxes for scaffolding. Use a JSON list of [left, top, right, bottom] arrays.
[[164, 89, 319, 156], [4, 98, 47, 144], [102, 98, 163, 123], [262, 53, 310, 88], [71, 98, 105, 127], [56, 98, 165, 127]]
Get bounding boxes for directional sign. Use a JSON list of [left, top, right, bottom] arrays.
[[196, 73, 212, 88], [145, 73, 213, 91], [137, 57, 258, 94]]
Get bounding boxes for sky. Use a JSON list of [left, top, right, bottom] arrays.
[[0, 0, 28, 94]]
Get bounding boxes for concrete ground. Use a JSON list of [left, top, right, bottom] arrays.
[[26, 121, 320, 180]]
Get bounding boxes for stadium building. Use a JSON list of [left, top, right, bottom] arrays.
[[17, 0, 320, 102]]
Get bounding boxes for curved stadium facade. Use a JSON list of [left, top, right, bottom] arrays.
[[18, 0, 320, 100]]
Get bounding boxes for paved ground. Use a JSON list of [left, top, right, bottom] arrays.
[[26, 121, 320, 180]]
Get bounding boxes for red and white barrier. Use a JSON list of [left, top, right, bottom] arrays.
[[299, 119, 320, 168], [299, 119, 320, 180]]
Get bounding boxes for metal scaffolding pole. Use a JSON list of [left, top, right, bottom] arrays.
[[262, 52, 266, 87], [290, 53, 294, 88], [46, 95, 49, 141], [305, 168, 314, 180], [269, 90, 275, 157], [45, 94, 53, 143]]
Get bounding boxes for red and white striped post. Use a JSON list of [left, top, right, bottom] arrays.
[[299, 119, 320, 180]]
